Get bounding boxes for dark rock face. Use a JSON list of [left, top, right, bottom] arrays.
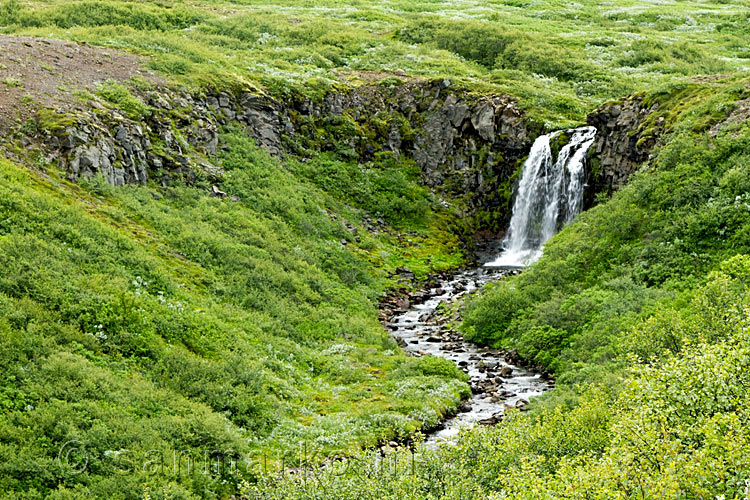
[[413, 95, 532, 194], [52, 122, 151, 186], [26, 80, 540, 230], [282, 81, 539, 223], [586, 95, 663, 200], [39, 92, 220, 187], [24, 79, 663, 231]]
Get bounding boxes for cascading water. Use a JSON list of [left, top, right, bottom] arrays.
[[486, 126, 596, 268]]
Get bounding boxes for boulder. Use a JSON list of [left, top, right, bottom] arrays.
[[471, 102, 496, 142]]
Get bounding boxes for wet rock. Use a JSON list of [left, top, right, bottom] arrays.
[[479, 412, 503, 425], [210, 185, 227, 198], [394, 298, 410, 310], [500, 366, 513, 378], [505, 349, 522, 365], [61, 127, 88, 149]]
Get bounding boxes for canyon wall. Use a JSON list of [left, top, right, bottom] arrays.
[[13, 80, 666, 234]]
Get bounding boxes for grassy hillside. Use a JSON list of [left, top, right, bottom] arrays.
[[1, 0, 750, 499], [0, 129, 469, 498], [1, 0, 749, 126]]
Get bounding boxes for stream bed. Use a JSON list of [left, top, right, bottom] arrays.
[[384, 268, 552, 446]]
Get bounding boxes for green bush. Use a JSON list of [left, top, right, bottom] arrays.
[[399, 19, 520, 69], [0, 125, 466, 496], [289, 152, 431, 227], [3, 1, 205, 31]]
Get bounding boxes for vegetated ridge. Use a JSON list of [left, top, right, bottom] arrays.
[[0, 0, 750, 498]]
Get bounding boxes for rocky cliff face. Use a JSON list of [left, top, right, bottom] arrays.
[[586, 95, 663, 200], [13, 78, 667, 235], [19, 79, 540, 232], [288, 81, 539, 222]]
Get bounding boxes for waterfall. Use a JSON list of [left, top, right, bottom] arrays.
[[486, 126, 596, 268]]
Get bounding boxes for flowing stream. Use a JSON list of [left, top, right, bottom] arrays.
[[384, 127, 596, 444], [486, 126, 597, 268], [386, 268, 552, 446]]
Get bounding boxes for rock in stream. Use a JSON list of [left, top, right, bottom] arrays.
[[384, 267, 552, 446]]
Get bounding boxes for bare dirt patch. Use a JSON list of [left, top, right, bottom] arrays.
[[711, 98, 750, 137], [0, 34, 158, 129]]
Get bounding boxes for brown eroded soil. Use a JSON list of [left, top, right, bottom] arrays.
[[0, 34, 158, 129]]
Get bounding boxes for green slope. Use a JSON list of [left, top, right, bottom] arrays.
[[2, 0, 750, 498], [1, 0, 749, 125], [252, 77, 750, 500], [0, 131, 468, 498]]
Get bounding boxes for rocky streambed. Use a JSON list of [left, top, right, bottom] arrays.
[[381, 267, 553, 445]]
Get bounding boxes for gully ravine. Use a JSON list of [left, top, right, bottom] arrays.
[[381, 267, 553, 446]]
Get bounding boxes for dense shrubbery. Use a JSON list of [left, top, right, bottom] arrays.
[[1, 0, 750, 498], [288, 153, 431, 227], [397, 19, 602, 83], [0, 127, 468, 498], [0, 0, 205, 31], [243, 254, 750, 500], [397, 19, 519, 69]]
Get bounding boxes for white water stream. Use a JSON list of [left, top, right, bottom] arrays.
[[384, 127, 595, 445], [486, 126, 596, 268], [387, 269, 552, 446]]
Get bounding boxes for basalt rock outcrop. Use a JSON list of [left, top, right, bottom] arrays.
[[289, 81, 539, 220], [14, 78, 669, 231], [17, 79, 540, 230], [34, 93, 224, 187], [585, 95, 663, 201]]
